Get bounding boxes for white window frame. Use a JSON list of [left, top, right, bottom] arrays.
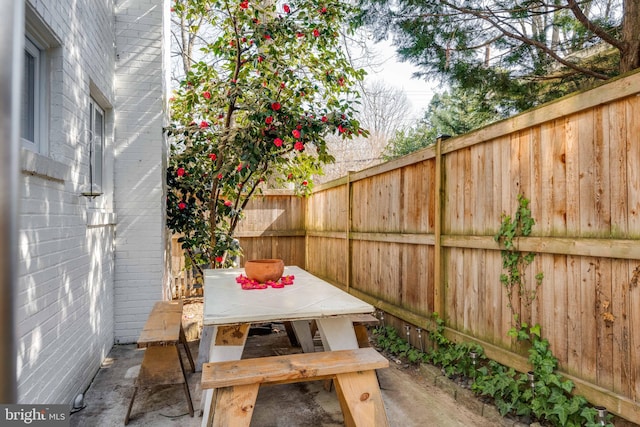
[[89, 98, 105, 194], [21, 35, 48, 154]]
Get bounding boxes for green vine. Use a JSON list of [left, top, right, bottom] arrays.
[[373, 315, 613, 427], [494, 194, 544, 328]]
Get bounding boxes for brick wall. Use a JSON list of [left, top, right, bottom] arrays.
[[114, 0, 167, 343], [17, 0, 166, 405]]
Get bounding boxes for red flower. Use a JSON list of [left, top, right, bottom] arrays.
[[271, 102, 281, 111], [265, 116, 273, 124], [280, 82, 286, 89], [217, 173, 223, 179], [321, 116, 328, 122], [320, 6, 327, 13], [202, 91, 211, 99], [338, 124, 345, 133], [176, 167, 185, 176], [215, 256, 223, 263], [178, 202, 186, 210], [265, 34, 272, 40], [239, 1, 248, 9], [208, 153, 217, 161], [313, 28, 320, 37], [237, 163, 243, 171], [296, 32, 305, 38], [287, 173, 293, 180], [302, 180, 308, 186], [292, 129, 301, 139], [200, 121, 209, 128], [224, 200, 232, 207], [294, 141, 304, 151], [283, 4, 290, 13], [273, 138, 283, 147]]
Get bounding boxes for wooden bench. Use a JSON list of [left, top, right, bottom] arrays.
[[124, 300, 195, 424], [201, 347, 390, 427]]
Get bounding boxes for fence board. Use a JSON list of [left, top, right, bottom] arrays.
[[627, 98, 640, 237], [612, 260, 630, 397], [630, 265, 640, 402], [596, 258, 614, 390]]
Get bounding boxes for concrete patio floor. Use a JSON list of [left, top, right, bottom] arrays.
[[69, 323, 528, 427]]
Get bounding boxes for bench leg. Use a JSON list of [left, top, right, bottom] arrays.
[[206, 384, 259, 427], [334, 370, 389, 427], [174, 345, 194, 417], [353, 324, 371, 348], [180, 325, 196, 372], [124, 386, 138, 425]]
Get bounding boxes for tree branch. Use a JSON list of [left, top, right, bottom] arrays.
[[443, 1, 611, 80], [566, 0, 623, 50]]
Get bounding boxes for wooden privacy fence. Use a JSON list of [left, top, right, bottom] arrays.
[[305, 70, 640, 425], [170, 70, 640, 424]]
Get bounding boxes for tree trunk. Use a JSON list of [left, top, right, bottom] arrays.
[[621, 0, 640, 73]]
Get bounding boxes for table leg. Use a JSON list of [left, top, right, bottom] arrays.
[[290, 320, 315, 353], [201, 324, 250, 427], [196, 326, 214, 372], [316, 317, 359, 350]]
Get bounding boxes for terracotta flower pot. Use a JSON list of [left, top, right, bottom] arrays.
[[244, 259, 284, 283]]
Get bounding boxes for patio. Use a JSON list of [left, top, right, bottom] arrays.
[[68, 308, 521, 427]]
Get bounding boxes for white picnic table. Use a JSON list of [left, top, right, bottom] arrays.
[[197, 265, 375, 426]]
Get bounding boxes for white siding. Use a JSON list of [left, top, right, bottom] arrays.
[[17, 0, 166, 405]]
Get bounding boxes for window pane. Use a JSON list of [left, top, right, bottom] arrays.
[[89, 101, 105, 191], [94, 108, 104, 187], [21, 50, 36, 142]]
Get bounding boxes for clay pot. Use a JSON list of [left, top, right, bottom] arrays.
[[244, 259, 284, 283]]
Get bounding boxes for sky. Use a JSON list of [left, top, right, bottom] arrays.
[[362, 38, 437, 124]]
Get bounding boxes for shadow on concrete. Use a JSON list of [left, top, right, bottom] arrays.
[[69, 324, 511, 427]]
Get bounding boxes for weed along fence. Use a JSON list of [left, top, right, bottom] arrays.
[[170, 70, 640, 424]]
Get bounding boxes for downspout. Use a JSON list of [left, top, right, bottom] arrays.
[[0, 0, 24, 403]]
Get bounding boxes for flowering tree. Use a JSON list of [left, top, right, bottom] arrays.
[[166, 0, 367, 276]]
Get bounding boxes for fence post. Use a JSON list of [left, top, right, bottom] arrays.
[[346, 171, 353, 292], [433, 136, 448, 319]]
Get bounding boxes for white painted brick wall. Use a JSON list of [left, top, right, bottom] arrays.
[[17, 0, 166, 405], [114, 0, 167, 344]]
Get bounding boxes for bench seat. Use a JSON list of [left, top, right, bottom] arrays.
[[201, 347, 389, 427]]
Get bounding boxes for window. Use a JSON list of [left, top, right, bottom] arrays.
[[88, 99, 105, 193], [21, 36, 46, 152]]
